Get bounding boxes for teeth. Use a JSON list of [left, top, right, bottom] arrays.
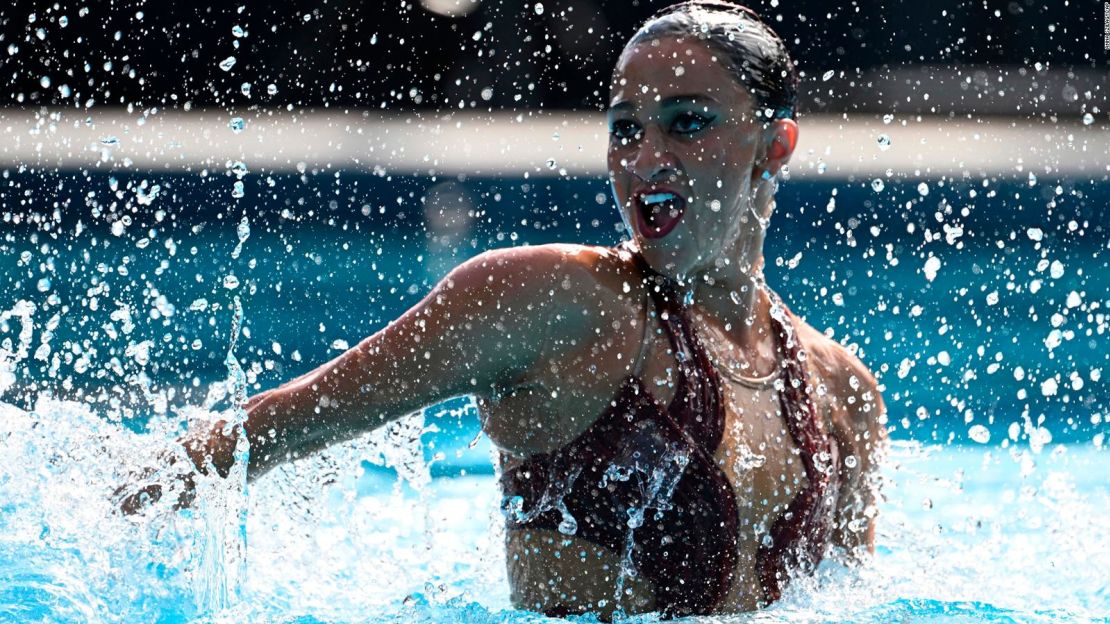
[[642, 192, 677, 205]]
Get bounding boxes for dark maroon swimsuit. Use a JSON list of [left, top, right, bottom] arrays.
[[499, 248, 840, 618]]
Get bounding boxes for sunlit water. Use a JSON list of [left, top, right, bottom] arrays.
[[0, 142, 1104, 624], [1, 394, 1106, 624]]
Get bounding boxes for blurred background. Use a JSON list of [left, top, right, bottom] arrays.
[[0, 0, 1106, 460]]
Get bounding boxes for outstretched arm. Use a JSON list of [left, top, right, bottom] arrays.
[[185, 245, 574, 480]]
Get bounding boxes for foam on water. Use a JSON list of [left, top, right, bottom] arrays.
[[1, 391, 1108, 623]]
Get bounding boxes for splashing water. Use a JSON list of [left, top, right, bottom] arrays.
[[0, 300, 35, 397], [230, 214, 250, 260], [599, 441, 691, 614]]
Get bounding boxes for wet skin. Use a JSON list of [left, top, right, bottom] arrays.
[[127, 36, 887, 620]]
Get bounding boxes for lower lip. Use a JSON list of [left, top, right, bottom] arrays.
[[634, 195, 686, 239]]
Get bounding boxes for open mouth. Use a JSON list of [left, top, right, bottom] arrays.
[[633, 188, 687, 239]]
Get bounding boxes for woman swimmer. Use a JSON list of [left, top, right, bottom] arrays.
[[124, 1, 887, 618]]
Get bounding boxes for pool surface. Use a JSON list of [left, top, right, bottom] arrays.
[[1, 398, 1107, 623], [0, 128, 1105, 624]]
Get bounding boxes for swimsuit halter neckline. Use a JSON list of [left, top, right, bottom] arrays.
[[498, 243, 841, 617], [626, 243, 841, 604]]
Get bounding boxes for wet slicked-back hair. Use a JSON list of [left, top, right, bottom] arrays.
[[624, 1, 799, 121]]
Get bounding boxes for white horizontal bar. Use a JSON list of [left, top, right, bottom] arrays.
[[0, 108, 1105, 179]]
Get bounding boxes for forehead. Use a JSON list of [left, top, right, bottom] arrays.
[[609, 36, 752, 110]]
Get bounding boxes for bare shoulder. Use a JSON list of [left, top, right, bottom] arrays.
[[791, 315, 887, 451], [461, 242, 645, 317], [459, 243, 638, 293], [791, 313, 888, 553], [463, 243, 650, 454]]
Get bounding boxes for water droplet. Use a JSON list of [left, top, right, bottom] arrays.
[[223, 274, 240, 289], [534, 2, 544, 15], [136, 183, 161, 205], [39, 76, 51, 88], [231, 25, 247, 37], [1026, 227, 1043, 241], [674, 65, 686, 77], [230, 161, 248, 178], [331, 339, 350, 350], [917, 182, 929, 196], [546, 158, 557, 169], [968, 425, 990, 443], [229, 117, 246, 133], [871, 178, 885, 192], [219, 56, 237, 72], [882, 113, 894, 124], [480, 87, 493, 101], [267, 83, 278, 95], [821, 70, 834, 81], [923, 256, 941, 282], [556, 501, 578, 536], [876, 134, 892, 151], [240, 82, 251, 97], [99, 136, 120, 147], [231, 214, 251, 260], [1082, 112, 1094, 125], [1041, 377, 1058, 396], [231, 180, 245, 198], [709, 199, 721, 212], [58, 16, 68, 27], [501, 495, 526, 522]]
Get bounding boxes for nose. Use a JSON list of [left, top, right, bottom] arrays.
[[628, 124, 680, 183]]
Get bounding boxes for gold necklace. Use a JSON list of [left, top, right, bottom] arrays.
[[701, 336, 779, 387]]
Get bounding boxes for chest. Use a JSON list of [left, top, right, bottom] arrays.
[[713, 378, 807, 523]]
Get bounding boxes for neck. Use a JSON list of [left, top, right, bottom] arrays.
[[665, 249, 770, 353]]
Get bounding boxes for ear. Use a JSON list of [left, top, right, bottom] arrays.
[[758, 118, 799, 177]]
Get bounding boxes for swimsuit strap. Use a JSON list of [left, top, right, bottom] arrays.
[[628, 251, 726, 447], [757, 290, 841, 602], [624, 242, 839, 603], [626, 246, 737, 610]]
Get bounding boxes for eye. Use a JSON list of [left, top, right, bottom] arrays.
[[671, 111, 713, 135], [609, 119, 642, 142]]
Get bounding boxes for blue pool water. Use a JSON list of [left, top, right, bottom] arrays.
[[1, 171, 1104, 443], [1, 397, 1107, 623], [0, 168, 1105, 622]]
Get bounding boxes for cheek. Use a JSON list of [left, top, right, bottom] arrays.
[[682, 141, 739, 196], [683, 135, 748, 179], [607, 145, 628, 177]]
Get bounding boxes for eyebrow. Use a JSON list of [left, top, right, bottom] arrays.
[[609, 94, 719, 113]]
